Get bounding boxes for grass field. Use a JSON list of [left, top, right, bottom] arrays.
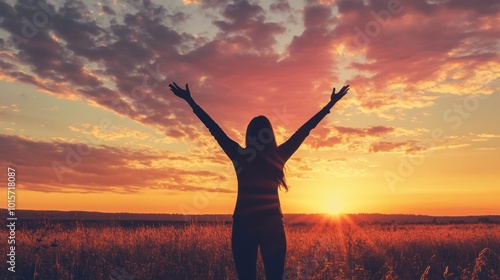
[[3, 220, 499, 280]]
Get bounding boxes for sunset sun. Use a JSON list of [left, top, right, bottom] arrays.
[[324, 197, 345, 216]]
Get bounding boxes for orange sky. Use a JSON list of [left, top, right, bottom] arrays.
[[1, 0, 499, 215]]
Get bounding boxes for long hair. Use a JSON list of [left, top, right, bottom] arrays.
[[245, 116, 289, 191]]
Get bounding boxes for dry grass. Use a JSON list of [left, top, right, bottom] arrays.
[[3, 221, 500, 279]]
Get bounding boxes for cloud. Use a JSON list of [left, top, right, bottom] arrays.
[[367, 132, 500, 155], [0, 0, 342, 140], [304, 124, 398, 150], [213, 0, 286, 50], [101, 5, 116, 15], [335, 125, 395, 137], [0, 0, 498, 143], [0, 104, 21, 113], [269, 0, 292, 13], [369, 140, 423, 154], [334, 0, 500, 112], [0, 134, 234, 194]]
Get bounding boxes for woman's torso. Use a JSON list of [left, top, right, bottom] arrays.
[[232, 154, 285, 221]]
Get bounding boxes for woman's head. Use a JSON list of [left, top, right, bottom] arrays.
[[245, 116, 289, 191], [245, 115, 277, 150]]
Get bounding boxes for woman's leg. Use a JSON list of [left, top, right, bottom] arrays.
[[260, 219, 286, 280], [232, 221, 259, 280]]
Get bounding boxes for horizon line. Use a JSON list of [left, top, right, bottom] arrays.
[[2, 208, 500, 217]]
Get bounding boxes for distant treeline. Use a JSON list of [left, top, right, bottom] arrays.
[[1, 209, 498, 230]]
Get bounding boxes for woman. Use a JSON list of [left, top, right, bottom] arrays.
[[169, 82, 349, 280]]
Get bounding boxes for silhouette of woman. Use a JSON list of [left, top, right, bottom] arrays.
[[169, 82, 349, 280]]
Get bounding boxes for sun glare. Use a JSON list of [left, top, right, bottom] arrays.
[[324, 197, 345, 216]]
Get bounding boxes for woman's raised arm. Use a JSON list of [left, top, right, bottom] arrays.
[[169, 82, 241, 159], [278, 85, 350, 162]]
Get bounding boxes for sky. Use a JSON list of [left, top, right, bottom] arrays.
[[0, 0, 499, 216]]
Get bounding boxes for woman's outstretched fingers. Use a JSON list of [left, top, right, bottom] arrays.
[[330, 84, 350, 103], [168, 81, 191, 101], [339, 85, 349, 96]]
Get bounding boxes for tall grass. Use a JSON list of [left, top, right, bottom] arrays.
[[3, 222, 499, 279]]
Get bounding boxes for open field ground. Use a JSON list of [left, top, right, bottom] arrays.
[[1, 219, 499, 280]]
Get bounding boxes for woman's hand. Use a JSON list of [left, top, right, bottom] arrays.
[[330, 85, 350, 104], [169, 82, 192, 101]]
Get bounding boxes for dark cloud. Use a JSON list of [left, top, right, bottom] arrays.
[[269, 0, 292, 13], [445, 0, 500, 15], [336, 0, 364, 13], [101, 5, 116, 15], [213, 0, 286, 50], [303, 4, 332, 28]]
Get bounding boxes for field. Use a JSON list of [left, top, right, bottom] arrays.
[[2, 219, 499, 280]]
